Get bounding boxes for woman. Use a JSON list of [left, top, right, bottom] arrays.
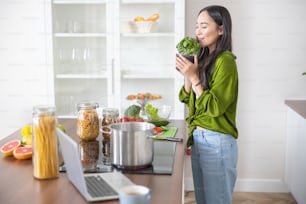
[[176, 5, 238, 204]]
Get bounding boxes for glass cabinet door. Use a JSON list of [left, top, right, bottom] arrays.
[[51, 0, 112, 117]]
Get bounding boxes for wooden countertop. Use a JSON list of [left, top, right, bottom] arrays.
[[0, 119, 187, 204], [285, 99, 306, 119]]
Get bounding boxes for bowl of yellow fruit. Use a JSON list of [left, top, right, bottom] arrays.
[[130, 13, 160, 33]]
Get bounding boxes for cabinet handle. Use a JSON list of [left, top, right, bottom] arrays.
[[111, 59, 115, 95]]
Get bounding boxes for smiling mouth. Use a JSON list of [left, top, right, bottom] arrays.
[[197, 37, 204, 42], [198, 38, 205, 44]]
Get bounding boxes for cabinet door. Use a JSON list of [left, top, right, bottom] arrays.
[[52, 1, 113, 117], [114, 0, 185, 119]]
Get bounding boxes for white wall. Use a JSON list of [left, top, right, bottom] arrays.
[[184, 0, 306, 192], [0, 0, 53, 139]]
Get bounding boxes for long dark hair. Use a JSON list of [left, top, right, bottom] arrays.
[[197, 5, 232, 89]]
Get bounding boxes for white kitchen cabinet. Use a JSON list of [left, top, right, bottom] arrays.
[[51, 0, 113, 117], [50, 0, 185, 118]]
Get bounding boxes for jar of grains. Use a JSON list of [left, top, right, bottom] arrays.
[[79, 140, 99, 171], [32, 105, 58, 179], [101, 108, 119, 161], [76, 101, 99, 140]]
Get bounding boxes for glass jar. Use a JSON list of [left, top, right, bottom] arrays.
[[101, 108, 119, 163], [32, 105, 59, 179], [101, 108, 119, 140], [76, 101, 99, 140], [79, 140, 99, 171]]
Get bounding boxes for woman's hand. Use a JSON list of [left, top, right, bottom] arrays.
[[175, 54, 199, 85]]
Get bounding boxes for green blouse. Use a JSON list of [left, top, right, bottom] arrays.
[[179, 51, 238, 147]]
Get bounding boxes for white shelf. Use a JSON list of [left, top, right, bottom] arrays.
[[121, 0, 174, 4], [54, 33, 107, 37], [53, 0, 107, 4], [55, 73, 108, 79], [122, 71, 175, 79], [121, 32, 175, 37]]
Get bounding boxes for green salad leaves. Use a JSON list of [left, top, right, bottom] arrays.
[[176, 37, 200, 55], [145, 104, 160, 121]]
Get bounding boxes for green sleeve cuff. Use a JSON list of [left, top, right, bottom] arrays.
[[178, 85, 190, 104]]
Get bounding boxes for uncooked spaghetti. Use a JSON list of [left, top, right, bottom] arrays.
[[33, 114, 58, 179]]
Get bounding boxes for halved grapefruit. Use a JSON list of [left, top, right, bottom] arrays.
[[0, 140, 21, 156], [13, 146, 32, 160]]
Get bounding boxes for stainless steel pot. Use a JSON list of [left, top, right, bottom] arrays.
[[109, 122, 155, 168]]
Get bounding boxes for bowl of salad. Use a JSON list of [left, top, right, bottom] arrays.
[[145, 104, 171, 127]]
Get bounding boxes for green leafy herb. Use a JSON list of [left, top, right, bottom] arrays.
[[145, 104, 160, 121], [176, 37, 200, 55]]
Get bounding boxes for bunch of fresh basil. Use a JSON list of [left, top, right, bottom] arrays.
[[176, 37, 200, 55]]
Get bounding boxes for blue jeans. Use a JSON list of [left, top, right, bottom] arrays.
[[191, 129, 238, 204]]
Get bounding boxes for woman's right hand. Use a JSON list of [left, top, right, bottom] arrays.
[[175, 54, 199, 85]]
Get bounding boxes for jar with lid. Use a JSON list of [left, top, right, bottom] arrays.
[[101, 108, 119, 163], [77, 101, 99, 140], [32, 105, 58, 179]]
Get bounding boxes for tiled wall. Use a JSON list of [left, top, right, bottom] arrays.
[[184, 0, 306, 192], [0, 0, 53, 139]]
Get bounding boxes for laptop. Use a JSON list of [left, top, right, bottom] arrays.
[[56, 128, 135, 202]]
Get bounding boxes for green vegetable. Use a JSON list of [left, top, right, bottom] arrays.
[[124, 105, 141, 117], [145, 104, 160, 121], [176, 37, 200, 55], [146, 104, 170, 127], [149, 120, 169, 127]]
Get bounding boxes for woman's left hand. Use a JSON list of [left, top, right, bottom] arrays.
[[175, 54, 198, 82]]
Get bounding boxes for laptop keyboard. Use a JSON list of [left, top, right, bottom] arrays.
[[85, 175, 118, 198]]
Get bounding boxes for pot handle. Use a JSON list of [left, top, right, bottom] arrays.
[[146, 132, 162, 139], [147, 134, 183, 142], [100, 126, 112, 134]]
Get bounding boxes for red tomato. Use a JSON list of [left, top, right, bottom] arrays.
[[186, 148, 191, 156], [153, 127, 163, 135], [129, 117, 136, 122], [135, 118, 144, 122], [119, 117, 129, 122]]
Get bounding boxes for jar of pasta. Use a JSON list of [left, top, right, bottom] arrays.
[[32, 105, 58, 179], [76, 101, 99, 140]]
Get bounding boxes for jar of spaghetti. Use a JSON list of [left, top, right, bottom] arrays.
[[32, 105, 58, 179], [77, 101, 99, 140]]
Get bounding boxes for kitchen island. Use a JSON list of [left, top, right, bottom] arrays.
[[285, 99, 306, 204], [0, 119, 187, 204]]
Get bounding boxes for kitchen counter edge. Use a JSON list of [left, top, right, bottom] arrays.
[[285, 99, 306, 119]]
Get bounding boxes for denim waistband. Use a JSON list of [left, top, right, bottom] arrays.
[[193, 128, 235, 140]]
